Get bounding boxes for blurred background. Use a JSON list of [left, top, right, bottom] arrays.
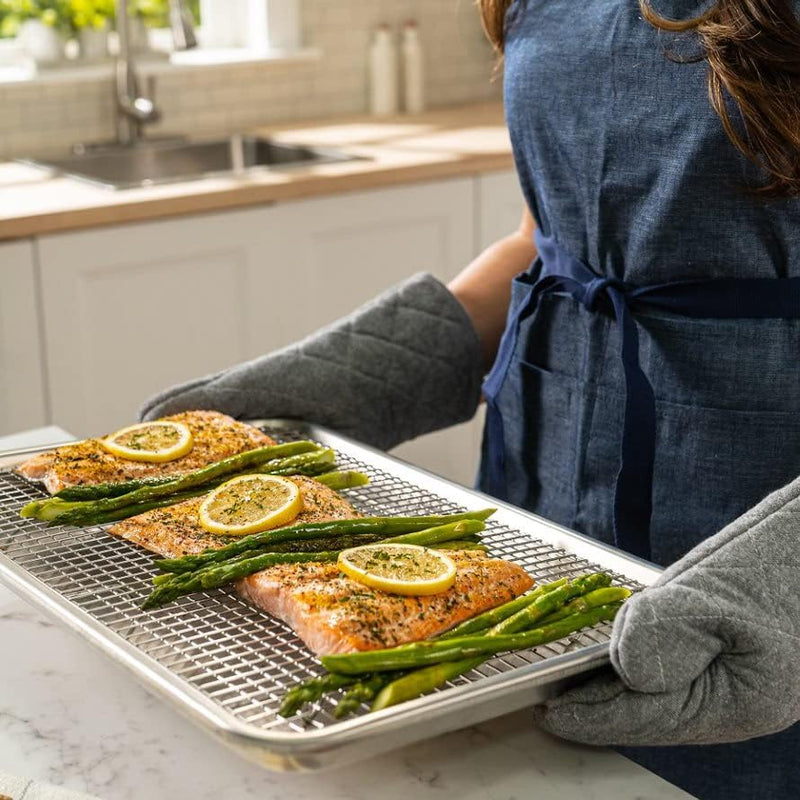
[[0, 0, 524, 487]]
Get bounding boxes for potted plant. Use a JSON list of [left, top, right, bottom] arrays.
[[2, 0, 67, 65], [65, 0, 114, 60]]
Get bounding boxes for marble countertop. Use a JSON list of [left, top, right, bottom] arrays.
[[0, 429, 693, 800]]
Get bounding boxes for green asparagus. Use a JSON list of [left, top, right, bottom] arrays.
[[313, 470, 370, 491], [279, 673, 358, 717], [489, 572, 612, 636], [55, 474, 183, 500], [151, 531, 393, 585], [50, 440, 322, 501], [370, 574, 616, 711], [321, 604, 623, 674], [20, 443, 324, 524], [334, 673, 397, 718], [143, 520, 486, 609], [143, 550, 341, 609], [537, 586, 632, 625], [438, 578, 569, 639], [371, 657, 485, 712], [153, 511, 495, 574]]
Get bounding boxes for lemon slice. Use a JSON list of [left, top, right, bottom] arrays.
[[101, 421, 194, 463], [338, 543, 457, 596], [198, 474, 303, 536]]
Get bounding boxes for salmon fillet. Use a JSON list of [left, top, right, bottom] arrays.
[[236, 551, 534, 655], [16, 410, 274, 494], [109, 477, 534, 654], [109, 475, 360, 557]]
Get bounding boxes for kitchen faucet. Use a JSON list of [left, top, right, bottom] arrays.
[[114, 0, 197, 145]]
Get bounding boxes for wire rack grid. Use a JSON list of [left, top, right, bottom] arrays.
[[0, 424, 647, 738]]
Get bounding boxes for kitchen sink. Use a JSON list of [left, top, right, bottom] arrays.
[[21, 136, 360, 190]]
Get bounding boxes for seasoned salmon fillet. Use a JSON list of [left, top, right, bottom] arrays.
[[16, 410, 274, 494], [109, 477, 533, 654], [109, 475, 360, 557], [236, 551, 534, 654]]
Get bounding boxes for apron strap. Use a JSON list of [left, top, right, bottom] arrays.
[[483, 229, 800, 560]]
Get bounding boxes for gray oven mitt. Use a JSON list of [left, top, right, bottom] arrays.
[[139, 273, 482, 450], [535, 473, 800, 746]]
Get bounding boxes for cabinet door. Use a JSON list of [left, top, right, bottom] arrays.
[[253, 178, 476, 348], [0, 240, 47, 436], [37, 208, 283, 437], [477, 170, 526, 251], [260, 178, 483, 486]]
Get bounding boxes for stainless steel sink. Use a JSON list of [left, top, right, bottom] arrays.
[[21, 136, 360, 190]]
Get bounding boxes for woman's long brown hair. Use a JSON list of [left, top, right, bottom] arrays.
[[478, 0, 800, 197]]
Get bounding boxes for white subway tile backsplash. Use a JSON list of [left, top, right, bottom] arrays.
[[0, 0, 499, 159]]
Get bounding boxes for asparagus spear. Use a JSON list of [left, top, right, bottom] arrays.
[[254, 448, 336, 476], [21, 442, 327, 524], [489, 572, 612, 636], [40, 467, 366, 530], [369, 575, 618, 711], [536, 586, 632, 625], [279, 673, 358, 717], [151, 531, 394, 586], [143, 520, 485, 609], [313, 470, 370, 491], [437, 578, 569, 640], [153, 511, 495, 574], [143, 550, 341, 609], [371, 658, 485, 713], [55, 474, 186, 500], [334, 673, 397, 719], [322, 603, 623, 675], [50, 441, 323, 501]]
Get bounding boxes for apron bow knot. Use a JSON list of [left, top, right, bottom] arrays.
[[582, 276, 624, 312], [482, 230, 800, 561]]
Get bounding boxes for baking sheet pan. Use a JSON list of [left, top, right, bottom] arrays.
[[0, 420, 661, 771]]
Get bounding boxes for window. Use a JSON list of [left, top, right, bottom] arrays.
[[0, 0, 302, 77]]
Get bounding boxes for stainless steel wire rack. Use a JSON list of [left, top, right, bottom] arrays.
[[0, 420, 661, 771]]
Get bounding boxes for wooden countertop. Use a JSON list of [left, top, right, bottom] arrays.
[[0, 103, 512, 241]]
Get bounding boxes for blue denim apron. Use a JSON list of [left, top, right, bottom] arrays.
[[477, 2, 800, 797]]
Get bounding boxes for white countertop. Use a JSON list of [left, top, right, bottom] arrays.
[[0, 429, 693, 800]]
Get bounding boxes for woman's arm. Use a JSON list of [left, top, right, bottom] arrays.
[[448, 206, 537, 370]]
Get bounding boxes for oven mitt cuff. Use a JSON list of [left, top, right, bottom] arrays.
[[535, 473, 800, 746], [139, 273, 482, 451]]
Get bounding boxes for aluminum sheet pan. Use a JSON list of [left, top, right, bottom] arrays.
[[0, 420, 662, 771]]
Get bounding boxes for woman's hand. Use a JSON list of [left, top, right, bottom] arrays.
[[535, 475, 800, 746]]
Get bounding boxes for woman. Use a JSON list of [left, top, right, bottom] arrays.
[[141, 1, 800, 797]]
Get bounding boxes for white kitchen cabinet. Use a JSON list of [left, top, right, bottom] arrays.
[[256, 178, 476, 345], [0, 240, 47, 436], [37, 207, 281, 436], [36, 178, 479, 454], [476, 170, 526, 251]]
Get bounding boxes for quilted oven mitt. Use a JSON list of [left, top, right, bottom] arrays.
[[536, 472, 800, 746], [140, 273, 482, 450]]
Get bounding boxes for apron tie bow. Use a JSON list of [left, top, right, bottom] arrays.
[[582, 276, 624, 312], [482, 229, 800, 561]]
